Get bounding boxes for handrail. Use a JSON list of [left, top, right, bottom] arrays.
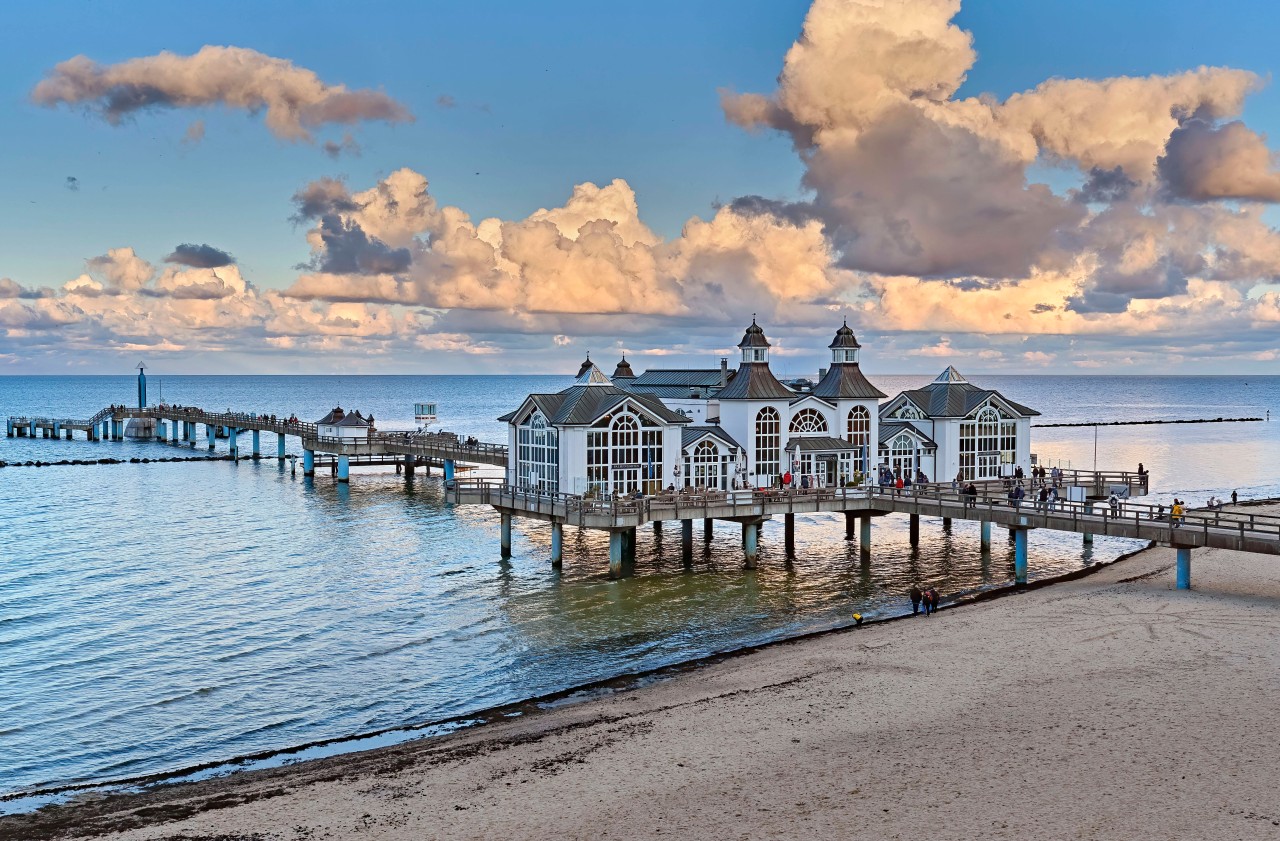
[[445, 478, 1280, 539]]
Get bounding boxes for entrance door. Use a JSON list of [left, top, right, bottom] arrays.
[[611, 466, 640, 495], [977, 453, 1000, 480]]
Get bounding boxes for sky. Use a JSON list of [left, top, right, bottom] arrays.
[[3, 0, 1280, 376]]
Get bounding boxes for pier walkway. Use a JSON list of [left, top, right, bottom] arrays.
[[446, 474, 1277, 588], [7, 405, 506, 479]]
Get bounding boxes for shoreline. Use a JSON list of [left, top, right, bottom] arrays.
[[0, 538, 1155, 835]]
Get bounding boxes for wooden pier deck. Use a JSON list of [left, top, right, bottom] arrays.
[[6, 406, 507, 471], [445, 475, 1278, 588]]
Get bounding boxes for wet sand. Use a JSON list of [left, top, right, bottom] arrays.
[[6, 507, 1280, 840]]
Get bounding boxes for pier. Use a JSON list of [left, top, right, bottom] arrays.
[[444, 474, 1280, 588], [6, 406, 506, 481]]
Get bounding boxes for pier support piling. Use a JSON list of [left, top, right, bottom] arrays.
[[622, 528, 637, 562], [860, 515, 872, 549], [703, 518, 713, 541], [337, 454, 350, 483], [303, 449, 315, 477], [653, 521, 663, 537], [784, 513, 796, 557], [111, 420, 121, 440], [743, 521, 760, 569], [980, 520, 992, 550], [1014, 528, 1028, 584], [228, 428, 238, 459], [500, 513, 512, 558], [942, 517, 952, 530], [844, 511, 856, 541], [207, 424, 215, 449], [1176, 546, 1191, 590], [443, 459, 455, 482], [278, 435, 287, 460], [681, 519, 693, 566], [403, 453, 414, 477], [550, 522, 563, 567], [1083, 532, 1094, 546], [909, 514, 921, 547], [251, 430, 260, 459], [609, 531, 624, 578]]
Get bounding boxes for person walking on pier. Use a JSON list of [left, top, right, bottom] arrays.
[[1232, 489, 1239, 505], [1171, 499, 1185, 528], [1037, 486, 1049, 512], [910, 586, 923, 615]]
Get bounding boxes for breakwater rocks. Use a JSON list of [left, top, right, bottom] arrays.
[[1034, 416, 1263, 428], [0, 455, 238, 469]]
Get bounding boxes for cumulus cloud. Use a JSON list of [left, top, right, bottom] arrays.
[[1158, 119, 1280, 201], [164, 243, 236, 269], [31, 46, 413, 144]]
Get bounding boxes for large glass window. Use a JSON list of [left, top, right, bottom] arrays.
[[585, 406, 664, 494], [789, 408, 828, 434], [846, 406, 870, 472], [754, 406, 781, 481], [683, 440, 731, 490], [516, 411, 559, 492], [959, 405, 1010, 480]]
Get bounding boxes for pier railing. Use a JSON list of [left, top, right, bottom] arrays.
[[446, 478, 1280, 551]]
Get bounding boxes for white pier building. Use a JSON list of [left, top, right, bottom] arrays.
[[501, 320, 1039, 496]]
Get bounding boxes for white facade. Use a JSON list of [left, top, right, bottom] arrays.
[[502, 328, 1038, 495]]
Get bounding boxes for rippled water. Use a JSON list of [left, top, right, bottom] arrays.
[[1, 374, 1277, 801]]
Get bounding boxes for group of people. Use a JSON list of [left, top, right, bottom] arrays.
[[909, 585, 941, 616], [877, 466, 930, 494]]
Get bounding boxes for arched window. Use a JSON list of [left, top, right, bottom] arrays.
[[585, 408, 662, 494], [895, 403, 923, 420], [611, 413, 639, 465], [789, 408, 828, 433], [847, 405, 870, 471], [754, 407, 781, 480], [958, 404, 1010, 480], [889, 432, 918, 479]]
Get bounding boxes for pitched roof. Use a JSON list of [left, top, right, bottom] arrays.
[[335, 410, 371, 428], [628, 369, 724, 387], [879, 421, 939, 449], [681, 425, 744, 451], [811, 364, 887, 400], [574, 363, 613, 386], [316, 405, 346, 425], [896, 380, 1039, 418], [500, 385, 689, 427], [786, 435, 857, 452], [716, 363, 794, 400]]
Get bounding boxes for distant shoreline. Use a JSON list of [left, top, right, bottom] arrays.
[[1034, 416, 1263, 428]]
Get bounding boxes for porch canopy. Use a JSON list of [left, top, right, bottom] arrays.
[[787, 435, 858, 487]]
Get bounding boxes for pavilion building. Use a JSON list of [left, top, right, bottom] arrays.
[[499, 320, 1037, 495]]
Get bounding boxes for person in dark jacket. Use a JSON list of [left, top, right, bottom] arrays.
[[928, 588, 940, 614], [910, 586, 923, 615]]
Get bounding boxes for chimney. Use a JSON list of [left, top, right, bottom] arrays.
[[819, 368, 828, 380], [719, 357, 728, 387]]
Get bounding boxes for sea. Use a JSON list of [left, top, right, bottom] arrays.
[[1, 374, 1278, 807]]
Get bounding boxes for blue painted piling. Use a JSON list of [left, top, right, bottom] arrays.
[[1176, 546, 1191, 590], [337, 454, 349, 482], [1014, 529, 1028, 584], [303, 449, 315, 477]]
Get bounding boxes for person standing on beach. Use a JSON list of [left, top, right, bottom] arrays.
[[910, 586, 923, 614], [928, 588, 940, 614]]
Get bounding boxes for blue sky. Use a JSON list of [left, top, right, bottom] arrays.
[[3, 0, 1280, 374]]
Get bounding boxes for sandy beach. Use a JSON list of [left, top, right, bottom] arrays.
[[6, 507, 1280, 841]]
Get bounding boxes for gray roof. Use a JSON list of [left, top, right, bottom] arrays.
[[738, 319, 771, 349], [896, 381, 1039, 418], [681, 425, 743, 451], [573, 363, 613, 386], [828, 322, 861, 349], [811, 364, 887, 400], [316, 406, 346, 425], [716, 363, 794, 400], [611, 357, 636, 379], [628, 369, 725, 387], [335, 411, 371, 428], [879, 421, 938, 449], [787, 435, 857, 452], [500, 385, 690, 427]]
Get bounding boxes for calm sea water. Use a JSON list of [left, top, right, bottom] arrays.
[[1, 374, 1278, 802]]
